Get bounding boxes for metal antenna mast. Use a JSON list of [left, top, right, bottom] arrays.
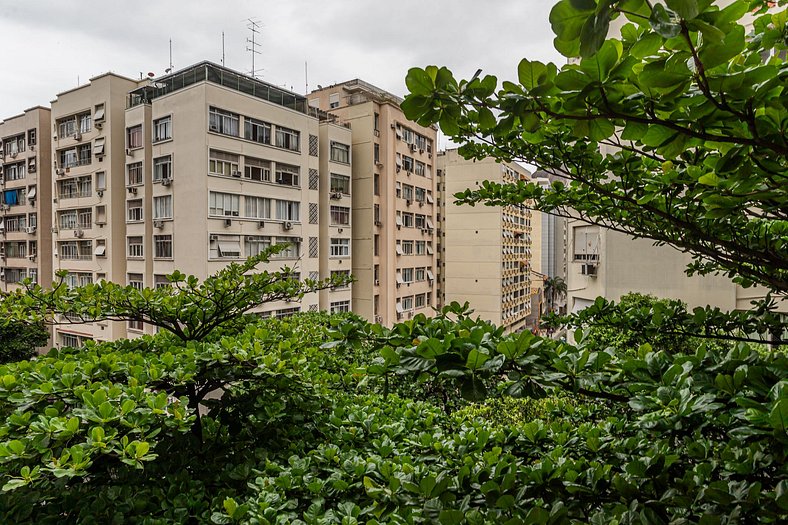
[[245, 18, 262, 78]]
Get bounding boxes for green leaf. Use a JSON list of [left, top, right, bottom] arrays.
[[461, 376, 488, 401], [665, 0, 699, 20], [518, 59, 547, 90], [466, 349, 490, 370], [649, 4, 681, 39], [769, 399, 788, 434], [478, 107, 497, 131], [439, 509, 465, 525], [405, 68, 434, 96]]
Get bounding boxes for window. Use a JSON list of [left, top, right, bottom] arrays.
[[415, 267, 426, 281], [127, 125, 142, 149], [374, 173, 380, 195], [153, 195, 173, 219], [94, 104, 105, 122], [154, 235, 173, 258], [396, 182, 402, 198], [245, 196, 271, 219], [95, 171, 106, 191], [126, 199, 142, 222], [94, 239, 106, 257], [402, 268, 414, 283], [402, 240, 414, 255], [273, 237, 300, 258], [244, 117, 271, 144], [416, 241, 426, 255], [330, 173, 351, 194], [127, 236, 143, 258], [245, 235, 271, 257], [79, 112, 92, 133], [330, 238, 350, 257], [154, 275, 170, 289], [209, 192, 240, 217], [244, 156, 271, 182], [275, 163, 300, 186], [153, 116, 172, 142], [128, 319, 144, 332], [153, 155, 172, 182], [415, 214, 426, 229], [2, 188, 25, 206], [331, 270, 351, 289], [58, 147, 80, 168], [77, 208, 92, 228], [330, 141, 350, 164], [28, 128, 36, 146], [374, 112, 380, 131], [127, 162, 143, 185], [374, 143, 380, 164], [208, 149, 240, 177], [276, 200, 300, 221], [5, 162, 25, 180], [329, 93, 340, 109], [402, 213, 414, 228], [330, 206, 350, 225], [59, 240, 91, 260], [275, 126, 300, 151], [415, 187, 426, 203], [330, 300, 351, 314], [57, 116, 77, 138], [415, 294, 426, 309], [374, 204, 381, 224], [415, 161, 426, 176], [275, 307, 300, 318], [78, 144, 91, 166], [402, 155, 414, 172], [403, 184, 414, 201], [209, 234, 241, 259], [209, 107, 240, 136], [401, 127, 415, 144], [401, 296, 414, 311], [128, 273, 144, 291], [93, 138, 105, 156], [374, 234, 379, 256], [574, 226, 600, 261]]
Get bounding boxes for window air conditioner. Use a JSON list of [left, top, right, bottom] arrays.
[[283, 221, 293, 230], [330, 192, 342, 200], [231, 170, 241, 177], [258, 221, 265, 228], [74, 132, 82, 141], [581, 263, 598, 276], [154, 220, 163, 229], [224, 218, 232, 227], [74, 229, 84, 238], [161, 178, 172, 186]]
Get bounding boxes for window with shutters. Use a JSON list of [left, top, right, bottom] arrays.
[[309, 237, 318, 258], [309, 135, 318, 156], [309, 203, 318, 224]]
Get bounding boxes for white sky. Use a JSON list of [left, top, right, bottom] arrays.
[[0, 0, 561, 132]]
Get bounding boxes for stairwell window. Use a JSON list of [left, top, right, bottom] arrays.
[[153, 116, 172, 142], [275, 126, 300, 152], [127, 199, 143, 222], [208, 107, 239, 136], [127, 236, 143, 258], [330, 141, 350, 164]]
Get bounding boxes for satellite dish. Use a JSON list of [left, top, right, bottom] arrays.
[[147, 72, 155, 78]]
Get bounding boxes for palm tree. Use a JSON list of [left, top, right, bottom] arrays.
[[544, 276, 567, 313]]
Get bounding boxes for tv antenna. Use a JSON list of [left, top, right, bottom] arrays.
[[245, 18, 263, 78], [165, 39, 174, 74]]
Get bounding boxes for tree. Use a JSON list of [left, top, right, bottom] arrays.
[[543, 276, 567, 313], [0, 320, 49, 364], [402, 0, 788, 301], [1, 245, 350, 344]]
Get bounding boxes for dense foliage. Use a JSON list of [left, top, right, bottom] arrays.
[[0, 320, 49, 364]]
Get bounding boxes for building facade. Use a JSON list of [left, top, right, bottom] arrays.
[[437, 149, 535, 333], [0, 107, 53, 293], [309, 80, 438, 325]]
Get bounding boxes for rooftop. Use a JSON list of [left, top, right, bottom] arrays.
[[128, 61, 310, 114]]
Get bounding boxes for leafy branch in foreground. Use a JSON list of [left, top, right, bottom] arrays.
[[401, 0, 788, 294], [0, 244, 352, 343]]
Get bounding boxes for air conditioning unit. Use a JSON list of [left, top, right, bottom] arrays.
[[56, 168, 65, 176], [581, 263, 598, 276], [406, 199, 412, 205], [74, 229, 84, 238], [125, 148, 132, 155], [390, 123, 396, 129], [10, 151, 17, 158], [224, 218, 232, 227], [30, 144, 35, 151], [283, 221, 293, 230], [74, 132, 82, 141], [409, 144, 417, 152], [161, 178, 172, 186], [374, 315, 382, 323], [373, 129, 380, 137], [258, 221, 265, 229], [96, 190, 104, 197], [0, 272, 5, 281], [127, 187, 137, 195], [330, 192, 342, 200], [231, 170, 241, 177], [209, 234, 218, 241], [27, 254, 36, 261], [376, 162, 383, 168], [51, 227, 59, 233], [375, 220, 382, 226], [419, 201, 424, 207], [0, 204, 9, 211], [374, 279, 380, 286], [95, 122, 103, 129], [419, 148, 424, 154], [154, 220, 163, 229], [209, 124, 219, 132], [26, 226, 36, 234], [428, 153, 432, 159]]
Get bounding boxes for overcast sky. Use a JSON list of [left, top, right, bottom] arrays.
[[0, 0, 561, 145]]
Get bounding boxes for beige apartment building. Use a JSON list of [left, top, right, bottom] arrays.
[[437, 150, 536, 333], [0, 107, 53, 292], [41, 62, 352, 346], [309, 80, 438, 325]]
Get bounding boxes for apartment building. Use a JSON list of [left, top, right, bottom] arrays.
[[0, 107, 53, 292], [121, 62, 352, 336], [309, 80, 438, 325], [50, 73, 142, 346], [437, 149, 535, 333]]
